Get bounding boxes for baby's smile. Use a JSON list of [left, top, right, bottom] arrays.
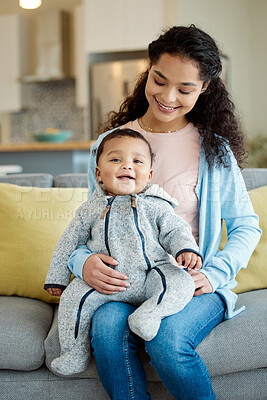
[[117, 175, 135, 181]]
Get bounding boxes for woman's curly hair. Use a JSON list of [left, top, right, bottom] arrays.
[[98, 25, 246, 168]]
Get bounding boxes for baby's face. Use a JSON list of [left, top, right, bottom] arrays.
[[95, 136, 153, 195]]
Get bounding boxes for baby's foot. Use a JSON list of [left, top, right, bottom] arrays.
[[51, 348, 90, 376], [128, 312, 161, 341]]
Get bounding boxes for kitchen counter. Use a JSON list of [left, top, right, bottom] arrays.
[[0, 141, 95, 153], [0, 141, 95, 176]]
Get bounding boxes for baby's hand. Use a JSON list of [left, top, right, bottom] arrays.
[[46, 287, 62, 297], [176, 252, 202, 271]]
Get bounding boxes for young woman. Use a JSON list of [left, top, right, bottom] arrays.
[[68, 25, 261, 399]]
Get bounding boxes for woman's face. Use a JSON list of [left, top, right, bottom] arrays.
[[144, 53, 207, 130]]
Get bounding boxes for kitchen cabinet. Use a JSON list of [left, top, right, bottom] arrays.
[[83, 0, 164, 53], [0, 14, 30, 112]]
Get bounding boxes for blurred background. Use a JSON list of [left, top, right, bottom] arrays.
[[0, 0, 266, 175]]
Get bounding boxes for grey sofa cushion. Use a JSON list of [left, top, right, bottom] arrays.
[[0, 366, 110, 400], [198, 289, 267, 377], [0, 296, 53, 370], [211, 367, 267, 400], [53, 174, 88, 188], [0, 173, 53, 188], [44, 290, 267, 381]]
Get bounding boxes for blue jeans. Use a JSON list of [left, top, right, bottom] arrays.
[[91, 293, 226, 400]]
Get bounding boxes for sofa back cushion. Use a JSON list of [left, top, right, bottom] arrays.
[[242, 168, 267, 191], [0, 173, 53, 187], [0, 183, 87, 303], [220, 185, 267, 293], [53, 173, 88, 188]]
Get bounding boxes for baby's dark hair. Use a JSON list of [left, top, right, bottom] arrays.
[[96, 128, 154, 166]]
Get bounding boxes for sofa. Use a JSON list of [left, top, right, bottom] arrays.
[[0, 169, 266, 400]]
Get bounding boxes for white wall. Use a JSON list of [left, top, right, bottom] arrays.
[[176, 0, 266, 136], [249, 0, 267, 135]]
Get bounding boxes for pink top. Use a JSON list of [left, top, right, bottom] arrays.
[[124, 120, 200, 243]]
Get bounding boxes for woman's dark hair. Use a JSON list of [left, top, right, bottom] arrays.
[[98, 25, 246, 168], [96, 128, 154, 166]]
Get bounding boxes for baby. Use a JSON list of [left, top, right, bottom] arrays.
[[44, 128, 202, 376]]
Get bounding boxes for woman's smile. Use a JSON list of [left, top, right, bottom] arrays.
[[155, 97, 180, 112]]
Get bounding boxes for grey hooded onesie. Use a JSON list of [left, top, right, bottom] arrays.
[[45, 183, 200, 376]]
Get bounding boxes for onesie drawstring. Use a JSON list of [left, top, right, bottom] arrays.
[[100, 204, 111, 219], [131, 196, 136, 208]]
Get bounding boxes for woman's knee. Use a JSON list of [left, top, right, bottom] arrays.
[[145, 294, 226, 367], [91, 302, 136, 343], [146, 329, 191, 367]]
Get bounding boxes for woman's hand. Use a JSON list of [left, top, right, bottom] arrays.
[[82, 254, 130, 294], [188, 270, 213, 296]]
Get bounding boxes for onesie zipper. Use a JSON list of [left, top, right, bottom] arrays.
[[75, 288, 95, 339], [104, 197, 114, 256], [131, 196, 151, 270], [74, 197, 114, 339], [152, 267, 167, 305], [131, 197, 166, 304]]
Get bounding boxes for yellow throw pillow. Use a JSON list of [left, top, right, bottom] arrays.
[[220, 185, 267, 293], [0, 183, 88, 303]]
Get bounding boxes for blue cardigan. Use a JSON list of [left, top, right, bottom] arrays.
[[68, 130, 261, 319]]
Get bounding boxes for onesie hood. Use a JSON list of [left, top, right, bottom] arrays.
[[140, 184, 178, 209], [94, 182, 178, 209]]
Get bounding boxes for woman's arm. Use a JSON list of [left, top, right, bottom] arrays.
[[199, 153, 261, 292], [200, 213, 261, 292], [67, 245, 93, 279]]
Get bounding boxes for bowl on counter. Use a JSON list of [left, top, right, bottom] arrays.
[[30, 129, 73, 143]]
